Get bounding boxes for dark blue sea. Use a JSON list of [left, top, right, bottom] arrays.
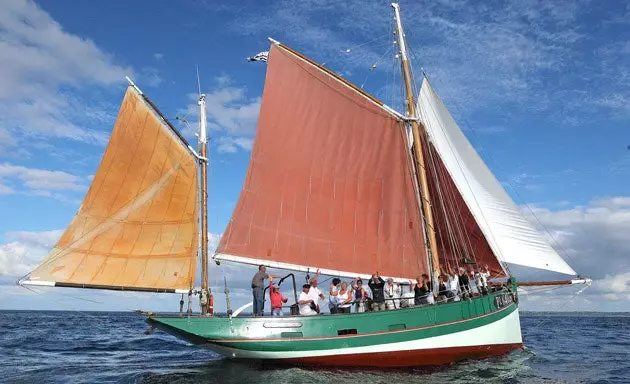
[[0, 311, 628, 383]]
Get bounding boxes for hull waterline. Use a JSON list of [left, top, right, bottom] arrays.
[[148, 290, 523, 368]]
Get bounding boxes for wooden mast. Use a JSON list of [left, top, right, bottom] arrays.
[[392, 3, 441, 281], [198, 93, 210, 315]]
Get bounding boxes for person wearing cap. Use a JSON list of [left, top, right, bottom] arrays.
[[384, 277, 401, 310], [297, 284, 318, 316], [269, 279, 288, 316], [251, 265, 279, 316]]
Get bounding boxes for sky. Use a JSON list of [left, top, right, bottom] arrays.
[[0, 0, 629, 312]]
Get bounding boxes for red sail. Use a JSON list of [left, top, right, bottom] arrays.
[[423, 141, 506, 277], [216, 44, 428, 280]]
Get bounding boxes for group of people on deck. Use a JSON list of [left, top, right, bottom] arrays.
[[251, 264, 492, 317]]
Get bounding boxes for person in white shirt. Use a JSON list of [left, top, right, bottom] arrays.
[[482, 265, 491, 293], [384, 277, 401, 310], [298, 284, 318, 316], [474, 265, 489, 295], [444, 267, 460, 301], [328, 278, 341, 314], [307, 276, 325, 313]]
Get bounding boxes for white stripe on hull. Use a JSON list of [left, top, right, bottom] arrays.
[[203, 308, 523, 359]]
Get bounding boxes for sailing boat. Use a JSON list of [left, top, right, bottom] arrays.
[[20, 3, 591, 367]]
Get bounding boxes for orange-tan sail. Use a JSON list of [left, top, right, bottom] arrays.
[[26, 87, 199, 291], [215, 44, 428, 279]]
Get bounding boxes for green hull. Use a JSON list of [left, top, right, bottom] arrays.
[[147, 288, 523, 367]]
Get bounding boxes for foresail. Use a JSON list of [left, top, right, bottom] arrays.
[[215, 43, 428, 280], [23, 87, 199, 292], [416, 78, 576, 276]]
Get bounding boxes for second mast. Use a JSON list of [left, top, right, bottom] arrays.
[[198, 93, 210, 315]]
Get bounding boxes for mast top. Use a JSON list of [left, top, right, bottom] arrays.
[[198, 94, 207, 145], [391, 3, 410, 63]]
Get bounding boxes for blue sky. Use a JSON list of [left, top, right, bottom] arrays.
[[0, 0, 628, 312]]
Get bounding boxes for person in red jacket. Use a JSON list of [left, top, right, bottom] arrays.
[[269, 279, 288, 316]]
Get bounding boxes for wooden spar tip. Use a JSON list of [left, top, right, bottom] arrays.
[[517, 278, 592, 287], [125, 76, 143, 95]]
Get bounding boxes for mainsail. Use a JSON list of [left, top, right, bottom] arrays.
[[21, 86, 200, 292], [416, 78, 576, 276], [215, 43, 428, 280]]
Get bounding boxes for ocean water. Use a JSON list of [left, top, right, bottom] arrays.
[[0, 311, 628, 384]]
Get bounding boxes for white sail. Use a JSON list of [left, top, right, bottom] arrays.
[[416, 78, 576, 276]]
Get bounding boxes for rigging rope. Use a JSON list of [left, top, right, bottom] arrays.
[[17, 284, 100, 319], [340, 33, 392, 55], [360, 44, 393, 89]]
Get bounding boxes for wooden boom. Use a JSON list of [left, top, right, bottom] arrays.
[[516, 278, 592, 287]]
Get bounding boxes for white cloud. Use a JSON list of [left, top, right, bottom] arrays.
[[181, 76, 261, 152], [0, 162, 87, 192], [153, 53, 164, 60], [0, 229, 62, 277], [215, 74, 232, 87], [594, 272, 630, 294], [0, 0, 132, 144], [139, 67, 162, 88], [0, 127, 30, 159], [0, 183, 14, 195], [6, 230, 63, 250], [523, 196, 630, 281], [0, 242, 31, 277], [217, 136, 254, 153], [204, 87, 261, 136], [208, 232, 221, 253], [508, 196, 630, 311]]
